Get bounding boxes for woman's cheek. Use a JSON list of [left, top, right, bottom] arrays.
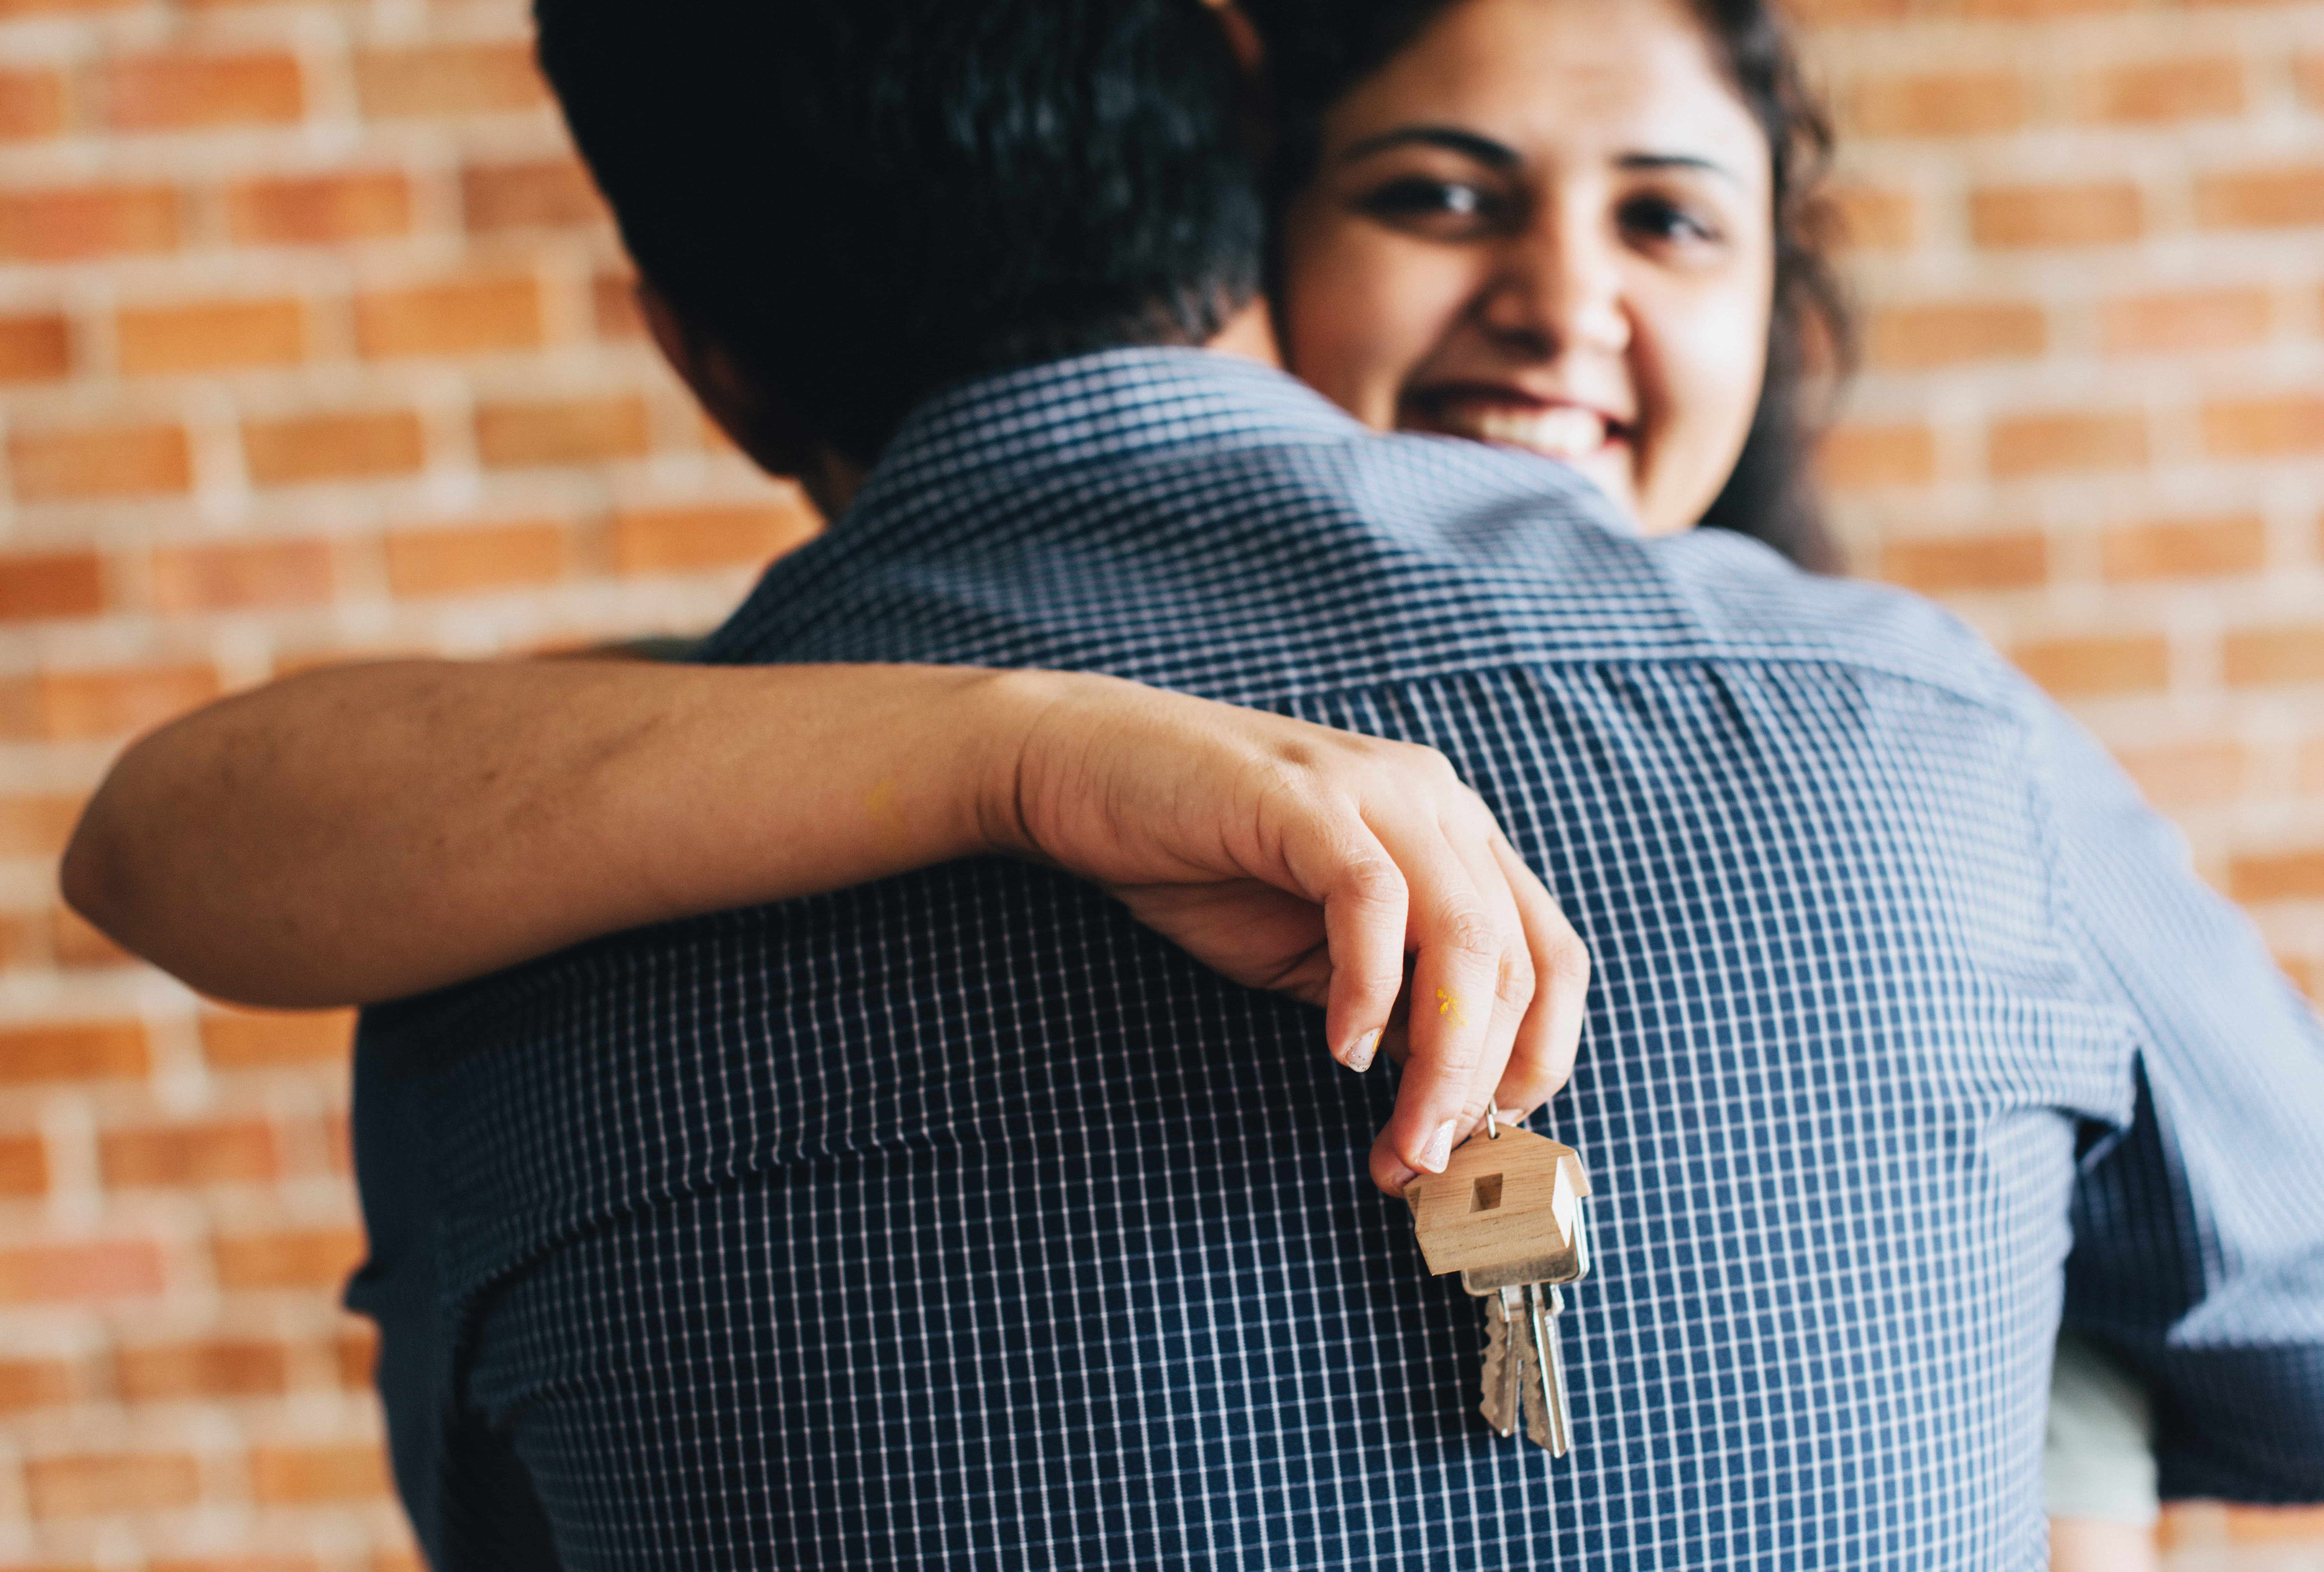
[[1284, 227, 1466, 431], [1641, 291, 1769, 532]]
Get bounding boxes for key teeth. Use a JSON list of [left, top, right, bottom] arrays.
[[1478, 1296, 1519, 1438]]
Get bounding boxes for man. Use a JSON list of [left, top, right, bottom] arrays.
[[346, 0, 2324, 1564]]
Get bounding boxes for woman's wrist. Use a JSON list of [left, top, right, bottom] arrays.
[[958, 666, 1081, 865]]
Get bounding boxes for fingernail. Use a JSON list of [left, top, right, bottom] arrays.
[[1419, 1119, 1457, 1174], [1346, 1028, 1381, 1073]]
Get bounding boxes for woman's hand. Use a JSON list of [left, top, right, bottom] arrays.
[[982, 670, 1590, 1194]]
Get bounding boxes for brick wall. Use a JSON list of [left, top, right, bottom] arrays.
[[0, 0, 2313, 1565]]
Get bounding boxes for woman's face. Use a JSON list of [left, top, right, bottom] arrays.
[[1277, 0, 1776, 538]]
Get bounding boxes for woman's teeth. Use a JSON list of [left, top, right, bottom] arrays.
[[1450, 405, 1609, 460]]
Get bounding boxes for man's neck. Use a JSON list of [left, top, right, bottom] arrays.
[[809, 300, 1285, 519], [1204, 297, 1282, 369]]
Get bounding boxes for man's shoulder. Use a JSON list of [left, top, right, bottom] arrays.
[[706, 421, 2017, 724]]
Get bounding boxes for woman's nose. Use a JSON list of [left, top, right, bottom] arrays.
[[1474, 219, 1631, 361]]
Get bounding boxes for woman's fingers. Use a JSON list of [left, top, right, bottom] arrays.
[[1363, 816, 1525, 1189], [1306, 831, 1409, 1071], [1487, 832, 1589, 1118]]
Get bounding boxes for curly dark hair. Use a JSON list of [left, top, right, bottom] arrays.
[[1241, 0, 1853, 572]]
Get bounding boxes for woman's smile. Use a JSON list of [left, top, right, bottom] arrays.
[[1278, 0, 1776, 538]]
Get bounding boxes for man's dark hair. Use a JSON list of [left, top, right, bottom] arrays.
[[537, 0, 1265, 466]]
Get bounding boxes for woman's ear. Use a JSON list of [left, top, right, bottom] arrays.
[[635, 282, 862, 516]]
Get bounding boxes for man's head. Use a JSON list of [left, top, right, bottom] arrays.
[[537, 0, 1264, 487]]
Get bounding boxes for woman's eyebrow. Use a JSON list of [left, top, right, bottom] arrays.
[[1336, 125, 1521, 169], [1616, 151, 1745, 186]]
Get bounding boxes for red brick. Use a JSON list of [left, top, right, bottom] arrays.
[[336, 1322, 377, 1389], [52, 904, 131, 967], [477, 396, 652, 468], [2099, 287, 2270, 354], [17, 425, 193, 509], [0, 1132, 47, 1196], [0, 311, 70, 381], [0, 68, 66, 140], [1867, 302, 2045, 369], [0, 913, 38, 970], [251, 1442, 392, 1504], [1846, 70, 2027, 136], [0, 677, 36, 739], [353, 42, 548, 118], [354, 276, 545, 358], [1987, 411, 2146, 477], [1783, 0, 1909, 22], [102, 1119, 279, 1187], [2287, 956, 2324, 1006], [0, 184, 178, 261], [227, 172, 410, 246], [1968, 182, 2142, 248], [385, 521, 568, 598], [10, 423, 191, 501], [26, 1450, 198, 1516], [462, 158, 605, 232], [2011, 634, 2169, 696], [593, 273, 646, 339], [0, 1356, 76, 1410], [0, 1021, 148, 1083], [1817, 424, 1937, 489], [243, 412, 423, 486], [2224, 1504, 2324, 1541], [2194, 165, 2324, 229], [213, 1226, 365, 1290], [2297, 52, 2324, 110], [611, 499, 823, 574], [2230, 849, 2324, 902], [2117, 741, 2246, 807], [0, 793, 81, 856], [2100, 515, 2265, 580], [1962, 0, 2130, 16], [37, 666, 218, 740], [115, 1339, 289, 1400], [1878, 532, 2048, 592], [2075, 58, 2244, 122], [151, 539, 335, 611], [0, 1239, 164, 1302], [0, 552, 104, 621], [104, 52, 303, 130], [199, 1008, 353, 1068], [2224, 628, 2324, 686], [2201, 395, 2324, 458], [118, 297, 305, 374]]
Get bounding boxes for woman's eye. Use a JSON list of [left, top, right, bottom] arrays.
[[1354, 177, 1509, 233], [1620, 194, 1722, 248]]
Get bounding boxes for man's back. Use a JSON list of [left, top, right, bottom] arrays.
[[358, 350, 2324, 1569]]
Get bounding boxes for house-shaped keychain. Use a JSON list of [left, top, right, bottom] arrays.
[[1404, 1122, 1591, 1294]]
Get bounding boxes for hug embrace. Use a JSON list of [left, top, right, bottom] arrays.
[[65, 0, 2324, 1566]]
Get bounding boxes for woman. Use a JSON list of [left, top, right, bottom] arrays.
[[65, 0, 2153, 1553]]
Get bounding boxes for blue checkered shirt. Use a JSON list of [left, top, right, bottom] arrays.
[[353, 349, 2324, 1569]]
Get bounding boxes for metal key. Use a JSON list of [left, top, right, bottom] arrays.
[[1479, 1287, 1520, 1438], [1405, 1116, 1595, 1457]]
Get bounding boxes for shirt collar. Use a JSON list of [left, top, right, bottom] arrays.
[[842, 347, 1366, 529]]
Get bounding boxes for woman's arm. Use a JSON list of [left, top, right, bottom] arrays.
[[64, 658, 1587, 1191]]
